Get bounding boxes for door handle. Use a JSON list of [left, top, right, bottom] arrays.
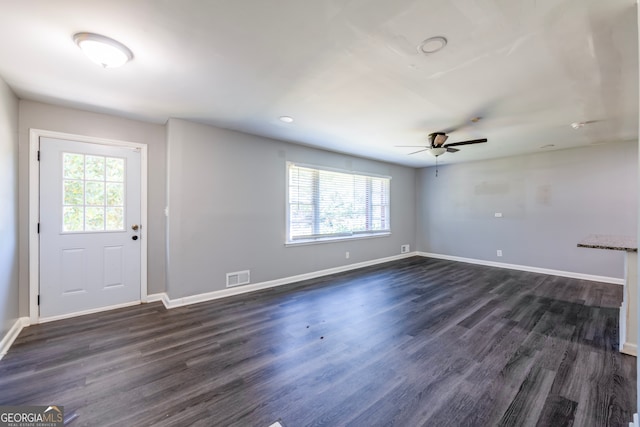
[[132, 235, 139, 241], [131, 224, 139, 231]]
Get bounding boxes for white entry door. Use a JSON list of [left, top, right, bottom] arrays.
[[39, 137, 142, 319]]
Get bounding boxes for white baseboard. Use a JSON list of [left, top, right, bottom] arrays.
[[622, 342, 637, 357], [38, 300, 142, 324], [152, 251, 623, 311], [147, 292, 171, 308], [418, 252, 624, 285], [162, 252, 416, 309], [0, 317, 30, 360], [630, 413, 639, 427]]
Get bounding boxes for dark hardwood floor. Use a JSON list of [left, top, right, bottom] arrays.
[[0, 257, 636, 426]]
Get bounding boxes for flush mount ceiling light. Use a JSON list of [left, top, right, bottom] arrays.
[[74, 32, 133, 68], [418, 36, 447, 54], [279, 116, 294, 123]]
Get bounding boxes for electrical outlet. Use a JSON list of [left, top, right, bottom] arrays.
[[345, 251, 350, 259], [497, 249, 503, 257], [400, 244, 410, 254]]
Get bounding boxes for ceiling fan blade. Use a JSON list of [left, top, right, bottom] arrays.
[[443, 115, 486, 134], [443, 138, 487, 148], [443, 99, 500, 133], [442, 121, 468, 134], [446, 147, 460, 153], [408, 148, 429, 155]]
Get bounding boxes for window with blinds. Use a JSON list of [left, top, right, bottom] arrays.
[[287, 162, 390, 243]]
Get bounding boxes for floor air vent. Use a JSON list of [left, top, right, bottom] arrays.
[[226, 270, 250, 287]]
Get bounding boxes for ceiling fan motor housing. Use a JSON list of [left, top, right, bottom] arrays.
[[429, 132, 448, 147]]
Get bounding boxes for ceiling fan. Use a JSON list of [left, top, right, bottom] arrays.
[[398, 132, 488, 157]]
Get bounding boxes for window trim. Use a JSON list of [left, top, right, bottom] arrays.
[[285, 161, 391, 245]]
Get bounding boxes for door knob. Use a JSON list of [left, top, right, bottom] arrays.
[[131, 224, 139, 231]]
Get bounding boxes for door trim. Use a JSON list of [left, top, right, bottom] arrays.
[[29, 129, 149, 324]]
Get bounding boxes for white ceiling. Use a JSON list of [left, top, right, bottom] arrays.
[[0, 0, 637, 167]]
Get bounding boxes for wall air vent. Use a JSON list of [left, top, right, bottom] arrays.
[[226, 270, 250, 288]]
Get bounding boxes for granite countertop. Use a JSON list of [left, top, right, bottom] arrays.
[[577, 234, 637, 252]]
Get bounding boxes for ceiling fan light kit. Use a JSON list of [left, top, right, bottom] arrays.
[[428, 147, 446, 157]]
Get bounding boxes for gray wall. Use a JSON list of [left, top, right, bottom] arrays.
[[0, 77, 19, 336], [17, 101, 167, 315], [165, 118, 416, 298], [11, 101, 634, 316], [417, 141, 638, 279]]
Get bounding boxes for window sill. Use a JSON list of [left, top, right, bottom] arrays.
[[285, 232, 391, 247]]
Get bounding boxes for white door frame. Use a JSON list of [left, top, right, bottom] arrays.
[[29, 129, 148, 324]]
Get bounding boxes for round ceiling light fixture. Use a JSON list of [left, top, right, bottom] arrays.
[[418, 36, 448, 55], [74, 32, 133, 68], [427, 147, 446, 157], [279, 116, 294, 123]]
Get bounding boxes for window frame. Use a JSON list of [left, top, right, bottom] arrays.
[[61, 151, 127, 234], [285, 161, 391, 246]]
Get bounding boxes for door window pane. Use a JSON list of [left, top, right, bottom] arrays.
[[85, 156, 105, 180], [63, 180, 84, 205], [85, 182, 105, 205], [63, 206, 84, 232], [106, 183, 124, 206], [85, 207, 105, 231], [63, 153, 84, 179], [106, 207, 124, 230], [106, 157, 124, 181]]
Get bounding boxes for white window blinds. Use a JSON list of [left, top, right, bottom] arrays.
[[287, 162, 390, 243]]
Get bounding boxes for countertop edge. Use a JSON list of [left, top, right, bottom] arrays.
[[577, 243, 638, 252], [577, 234, 638, 252]]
